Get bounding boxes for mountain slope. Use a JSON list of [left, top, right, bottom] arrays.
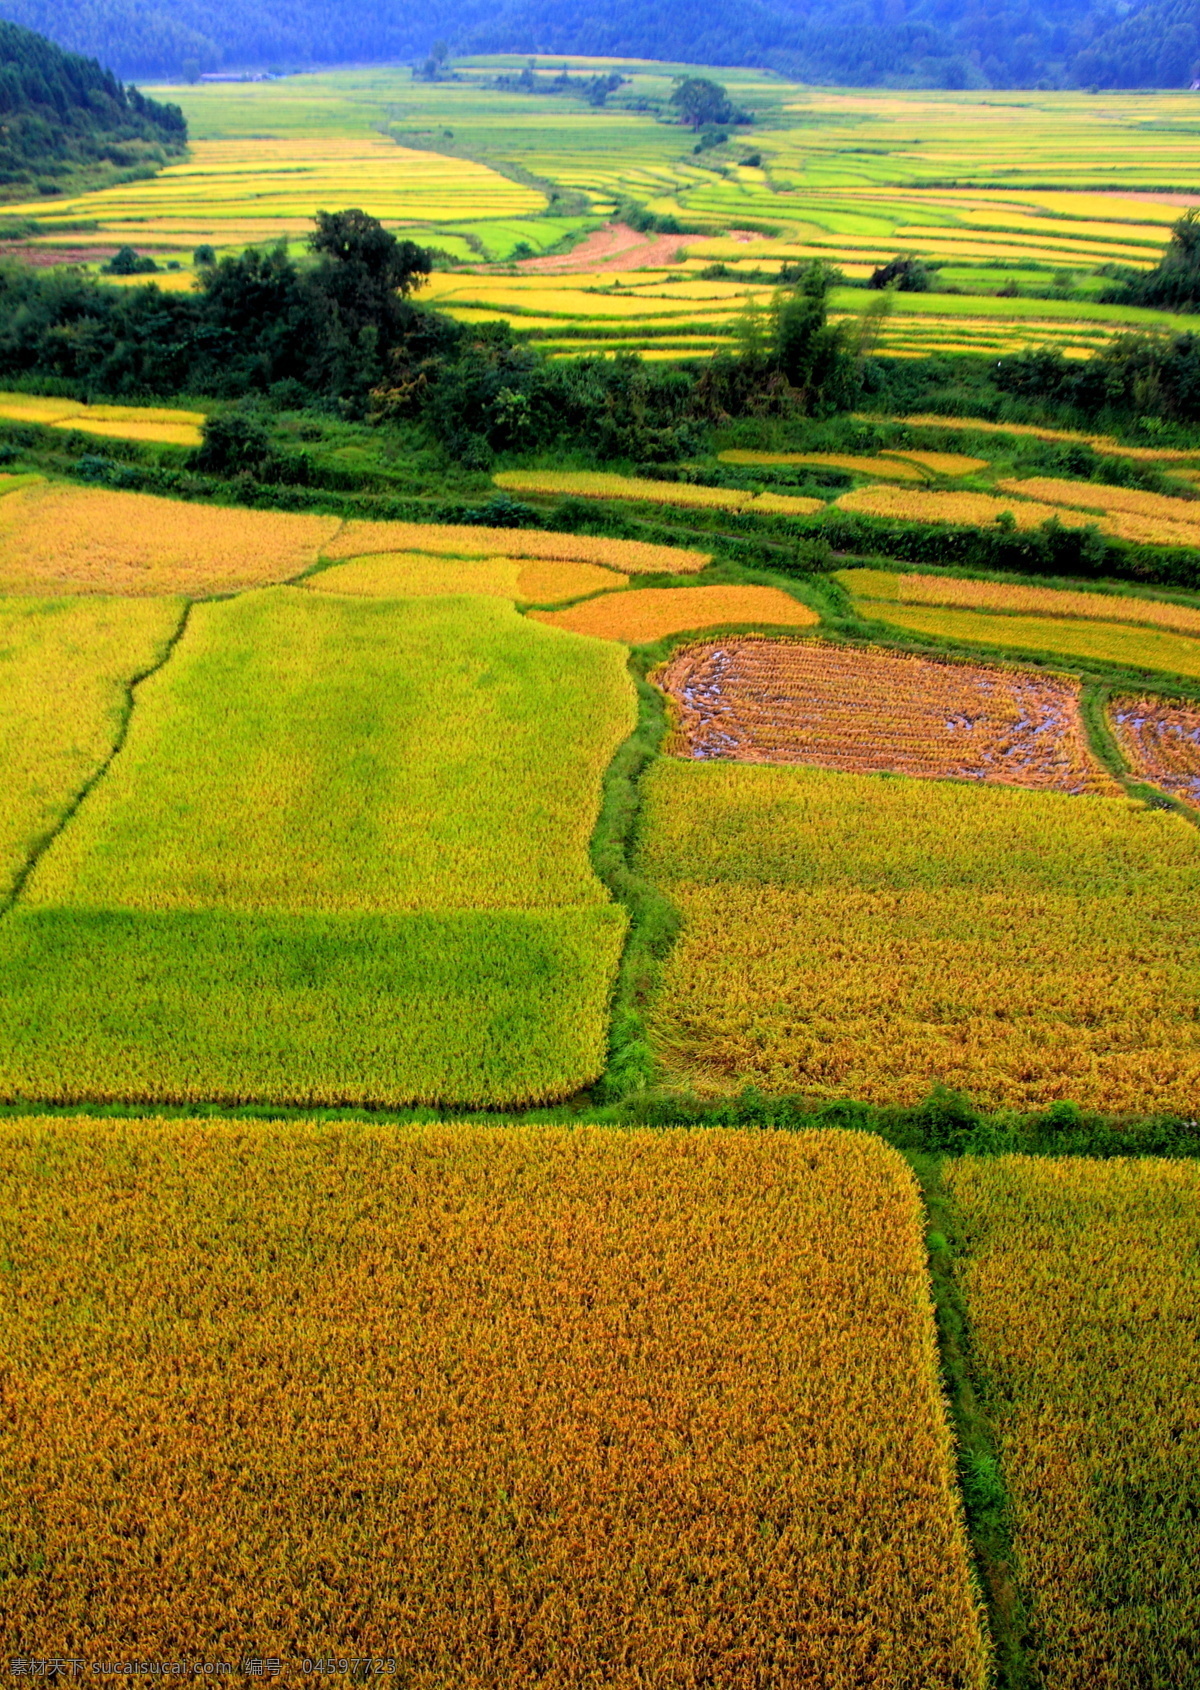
[[0, 0, 1180, 91], [0, 17, 184, 195]]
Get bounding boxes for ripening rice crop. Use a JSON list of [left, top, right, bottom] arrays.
[[720, 449, 928, 481], [0, 1117, 990, 1686], [0, 482, 338, 595], [322, 518, 709, 574], [0, 392, 204, 444], [860, 414, 1200, 462], [855, 599, 1200, 680], [835, 483, 1094, 531], [638, 759, 1200, 1112], [839, 566, 1200, 636], [496, 469, 750, 509], [947, 1156, 1200, 1690], [533, 585, 819, 644], [304, 552, 627, 603], [997, 476, 1200, 547], [1111, 695, 1200, 807], [658, 638, 1115, 794], [880, 450, 989, 476], [0, 591, 634, 1106], [494, 469, 824, 515], [0, 596, 183, 902]]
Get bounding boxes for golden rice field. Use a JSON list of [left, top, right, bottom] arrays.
[[836, 483, 1095, 532], [638, 759, 1200, 1112], [0, 593, 634, 1106], [657, 638, 1115, 795], [0, 482, 338, 595], [494, 468, 824, 515], [532, 584, 818, 644], [855, 598, 1200, 681], [840, 567, 1200, 637], [305, 551, 626, 603], [323, 518, 709, 573], [0, 136, 544, 254], [0, 1117, 989, 1684], [720, 450, 928, 482], [0, 596, 183, 902], [1111, 696, 1200, 808], [863, 415, 1200, 463], [948, 1157, 1200, 1690], [0, 392, 205, 447], [999, 476, 1200, 546], [883, 450, 990, 477]]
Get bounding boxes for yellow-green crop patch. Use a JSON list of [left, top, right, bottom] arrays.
[[0, 596, 184, 904], [0, 589, 635, 1106]]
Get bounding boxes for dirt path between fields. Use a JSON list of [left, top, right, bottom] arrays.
[[510, 221, 765, 273]]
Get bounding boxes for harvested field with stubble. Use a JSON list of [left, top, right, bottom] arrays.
[[305, 552, 627, 603], [947, 1156, 1200, 1690], [532, 585, 818, 644], [1112, 696, 1200, 807], [638, 760, 1200, 1113], [0, 596, 184, 901], [322, 518, 708, 574], [0, 1118, 990, 1687], [840, 567, 1200, 637], [658, 638, 1116, 794], [0, 482, 339, 595]]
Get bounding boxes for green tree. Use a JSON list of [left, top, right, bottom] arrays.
[[669, 77, 736, 130]]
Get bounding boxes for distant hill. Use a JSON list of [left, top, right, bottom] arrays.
[[0, 0, 1193, 92], [1076, 0, 1200, 88], [0, 17, 184, 197]]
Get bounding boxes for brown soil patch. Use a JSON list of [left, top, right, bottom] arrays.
[[1112, 696, 1200, 807], [657, 638, 1117, 795], [1116, 192, 1200, 207], [514, 222, 696, 273]]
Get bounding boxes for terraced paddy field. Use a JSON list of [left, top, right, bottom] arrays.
[[7, 61, 1200, 360], [947, 1157, 1200, 1690], [0, 1119, 988, 1683], [637, 756, 1200, 1112], [0, 590, 635, 1106], [657, 639, 1115, 794]]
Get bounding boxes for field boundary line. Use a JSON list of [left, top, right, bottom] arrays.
[[910, 1153, 1032, 1690], [587, 654, 682, 1100], [0, 598, 193, 922]]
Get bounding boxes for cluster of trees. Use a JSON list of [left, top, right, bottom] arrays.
[[1105, 209, 1200, 312], [996, 333, 1200, 422], [491, 61, 627, 106], [0, 211, 869, 465], [0, 0, 1184, 90], [0, 18, 183, 190], [1075, 0, 1200, 88]]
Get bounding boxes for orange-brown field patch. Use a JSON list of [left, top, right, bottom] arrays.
[[531, 585, 818, 644], [322, 520, 708, 574], [303, 552, 626, 603], [1111, 697, 1200, 808], [657, 639, 1118, 795], [720, 449, 927, 481], [0, 482, 338, 595]]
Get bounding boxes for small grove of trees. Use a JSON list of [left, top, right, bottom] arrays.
[[1106, 209, 1200, 312], [996, 331, 1200, 422], [669, 77, 750, 130]]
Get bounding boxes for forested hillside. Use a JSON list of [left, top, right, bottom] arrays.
[[0, 18, 184, 195], [0, 0, 1192, 91]]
